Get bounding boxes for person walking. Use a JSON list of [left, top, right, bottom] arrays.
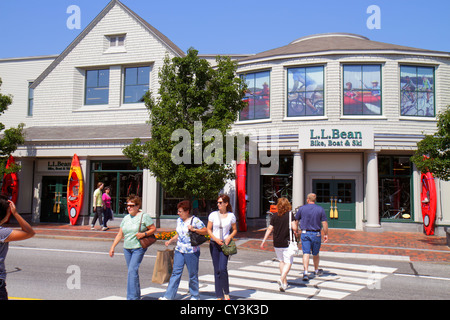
[[109, 195, 156, 300], [102, 186, 112, 231], [260, 197, 298, 292], [160, 200, 207, 300], [91, 182, 104, 230], [207, 194, 237, 300], [294, 193, 328, 281], [0, 194, 35, 300]]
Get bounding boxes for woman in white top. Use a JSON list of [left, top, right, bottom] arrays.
[[207, 194, 237, 300]]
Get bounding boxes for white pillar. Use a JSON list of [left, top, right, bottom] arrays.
[[365, 151, 381, 230], [292, 150, 304, 210]]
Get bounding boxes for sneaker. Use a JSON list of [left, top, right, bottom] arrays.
[[315, 269, 323, 276], [277, 279, 285, 292], [91, 226, 95, 230], [102, 227, 109, 231], [302, 273, 309, 281], [158, 297, 168, 300]]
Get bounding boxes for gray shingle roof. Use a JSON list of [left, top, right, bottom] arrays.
[[23, 124, 151, 142], [239, 33, 450, 62]]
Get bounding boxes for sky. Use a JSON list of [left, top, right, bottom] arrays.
[[0, 0, 449, 59]]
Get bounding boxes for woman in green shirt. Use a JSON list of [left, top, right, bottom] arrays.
[[109, 195, 156, 300]]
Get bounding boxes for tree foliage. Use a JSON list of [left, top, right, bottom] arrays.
[[411, 106, 450, 180], [123, 48, 247, 199], [0, 78, 25, 176]]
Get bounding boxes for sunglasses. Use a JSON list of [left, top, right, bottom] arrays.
[[126, 204, 137, 208]]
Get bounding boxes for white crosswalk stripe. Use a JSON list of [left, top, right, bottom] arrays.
[[100, 256, 397, 300]]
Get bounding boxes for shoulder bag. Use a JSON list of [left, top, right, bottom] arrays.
[[286, 210, 300, 257], [189, 216, 208, 246], [219, 212, 237, 256], [139, 212, 157, 249]]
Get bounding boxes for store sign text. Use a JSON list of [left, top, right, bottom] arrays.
[[310, 129, 363, 147], [299, 126, 374, 149], [47, 161, 71, 171]]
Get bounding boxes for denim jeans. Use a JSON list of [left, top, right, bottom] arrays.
[[209, 241, 230, 298], [123, 247, 147, 300], [164, 250, 200, 300], [0, 279, 7, 300], [301, 231, 322, 256]]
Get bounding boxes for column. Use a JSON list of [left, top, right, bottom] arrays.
[[292, 150, 304, 210], [365, 151, 381, 230]]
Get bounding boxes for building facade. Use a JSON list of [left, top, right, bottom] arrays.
[[1, 0, 449, 234]]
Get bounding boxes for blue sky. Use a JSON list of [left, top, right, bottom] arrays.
[[1, 0, 449, 59]]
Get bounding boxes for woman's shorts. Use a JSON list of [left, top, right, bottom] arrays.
[[274, 247, 294, 264]]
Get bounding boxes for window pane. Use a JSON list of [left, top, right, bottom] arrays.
[[125, 67, 137, 86], [287, 66, 324, 117], [343, 65, 381, 115], [240, 71, 270, 120], [86, 87, 109, 104], [124, 85, 148, 103], [137, 66, 150, 85], [98, 69, 109, 87], [400, 66, 435, 117], [86, 70, 98, 88]]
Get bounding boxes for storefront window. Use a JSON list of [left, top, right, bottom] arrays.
[[287, 66, 324, 117], [91, 161, 142, 216], [343, 65, 381, 115], [261, 155, 293, 217], [240, 71, 270, 121], [400, 65, 435, 117], [378, 156, 412, 220], [160, 189, 217, 217]]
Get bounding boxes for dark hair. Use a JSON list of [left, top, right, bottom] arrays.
[[218, 194, 232, 212], [177, 200, 192, 213], [277, 197, 291, 216], [126, 194, 141, 208], [0, 194, 10, 221]]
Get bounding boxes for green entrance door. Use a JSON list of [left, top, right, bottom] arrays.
[[313, 179, 355, 229], [40, 176, 69, 223]]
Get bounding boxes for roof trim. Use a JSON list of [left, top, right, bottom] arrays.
[[30, 0, 184, 89]]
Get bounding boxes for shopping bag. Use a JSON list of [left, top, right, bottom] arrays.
[[152, 249, 174, 284]]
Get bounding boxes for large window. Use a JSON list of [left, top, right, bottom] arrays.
[[85, 69, 110, 105], [91, 161, 142, 217], [240, 71, 270, 121], [378, 156, 412, 221], [343, 65, 381, 115], [400, 66, 435, 117], [261, 155, 293, 218], [124, 66, 150, 103], [287, 66, 324, 116]]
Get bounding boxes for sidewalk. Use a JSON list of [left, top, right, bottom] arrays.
[[7, 222, 450, 263]]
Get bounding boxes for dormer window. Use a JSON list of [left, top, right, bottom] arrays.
[[109, 34, 125, 47], [105, 34, 127, 54]]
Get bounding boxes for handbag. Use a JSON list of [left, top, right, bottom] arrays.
[[152, 249, 174, 284], [189, 216, 208, 246], [138, 212, 156, 249], [286, 210, 300, 257], [218, 212, 237, 256]]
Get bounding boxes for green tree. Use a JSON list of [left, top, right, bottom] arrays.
[[0, 78, 25, 176], [411, 106, 450, 181], [123, 48, 247, 199]]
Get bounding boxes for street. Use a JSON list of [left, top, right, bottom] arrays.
[[4, 237, 450, 300]]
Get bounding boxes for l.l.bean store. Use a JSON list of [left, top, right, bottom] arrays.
[[1, 0, 449, 235]]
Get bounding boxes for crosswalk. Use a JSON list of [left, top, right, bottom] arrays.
[[100, 256, 397, 300]]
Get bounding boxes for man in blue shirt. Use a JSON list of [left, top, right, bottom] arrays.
[[294, 193, 328, 281]]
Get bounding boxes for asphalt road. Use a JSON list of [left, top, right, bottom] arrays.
[[4, 237, 450, 301]]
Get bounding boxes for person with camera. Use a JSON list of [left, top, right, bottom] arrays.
[[0, 194, 35, 300]]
